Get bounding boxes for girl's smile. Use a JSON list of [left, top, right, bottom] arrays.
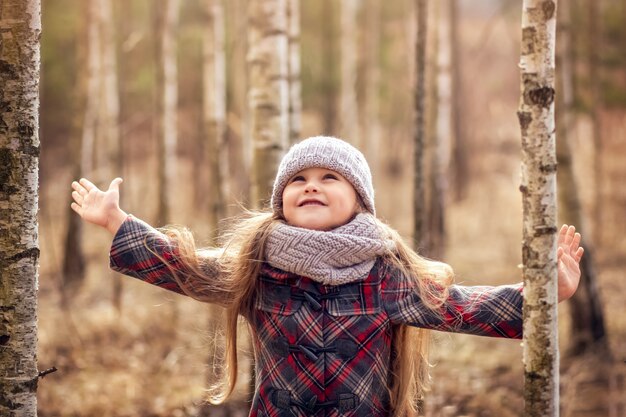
[[282, 167, 359, 231]]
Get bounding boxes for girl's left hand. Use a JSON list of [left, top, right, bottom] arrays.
[[557, 224, 584, 302]]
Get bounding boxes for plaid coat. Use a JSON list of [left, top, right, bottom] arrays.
[[110, 217, 523, 417]]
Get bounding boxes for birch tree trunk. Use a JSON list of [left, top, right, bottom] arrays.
[[413, 0, 428, 252], [518, 1, 559, 415], [322, 0, 337, 135], [556, 0, 607, 356], [205, 0, 228, 228], [155, 0, 180, 225], [363, 0, 381, 173], [0, 0, 41, 414], [62, 1, 96, 299], [287, 0, 301, 144], [99, 0, 121, 183], [427, 0, 449, 260], [588, 0, 603, 248], [203, 0, 229, 391], [449, 0, 468, 202], [340, 0, 359, 145], [81, 0, 102, 178], [247, 0, 289, 207], [99, 0, 124, 311]]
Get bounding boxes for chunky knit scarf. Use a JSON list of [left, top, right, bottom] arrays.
[[264, 213, 395, 285]]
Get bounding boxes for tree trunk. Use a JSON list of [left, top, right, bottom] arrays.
[[155, 0, 180, 225], [449, 0, 468, 202], [62, 1, 94, 300], [322, 0, 337, 135], [81, 0, 102, 178], [413, 0, 427, 253], [247, 0, 289, 207], [205, 0, 229, 229], [427, 0, 449, 260], [363, 0, 381, 174], [340, 0, 359, 145], [287, 0, 302, 144], [99, 0, 124, 311], [556, 0, 607, 357], [0, 0, 41, 414], [203, 0, 229, 393], [518, 1, 559, 415], [588, 0, 603, 248]]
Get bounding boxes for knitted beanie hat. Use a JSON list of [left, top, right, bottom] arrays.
[[271, 136, 375, 216]]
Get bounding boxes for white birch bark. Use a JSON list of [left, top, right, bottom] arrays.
[[363, 0, 381, 173], [413, 0, 427, 251], [204, 0, 229, 228], [0, 0, 41, 414], [81, 0, 103, 177], [156, 0, 180, 224], [518, 1, 559, 415], [99, 0, 121, 181], [340, 0, 359, 145], [247, 0, 289, 207], [287, 0, 302, 144], [203, 0, 229, 392]]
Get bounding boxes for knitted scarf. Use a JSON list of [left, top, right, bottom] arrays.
[[264, 213, 395, 285]]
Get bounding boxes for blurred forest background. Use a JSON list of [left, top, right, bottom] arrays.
[[36, 0, 626, 416]]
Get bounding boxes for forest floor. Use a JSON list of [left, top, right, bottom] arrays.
[[36, 12, 625, 417]]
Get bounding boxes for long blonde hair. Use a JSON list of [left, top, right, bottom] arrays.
[[153, 210, 452, 416]]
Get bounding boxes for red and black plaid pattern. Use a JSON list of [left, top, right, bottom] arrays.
[[110, 217, 524, 417]]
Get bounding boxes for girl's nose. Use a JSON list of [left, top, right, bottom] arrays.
[[304, 182, 318, 193]]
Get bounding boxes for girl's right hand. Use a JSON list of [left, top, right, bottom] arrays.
[[71, 178, 128, 235]]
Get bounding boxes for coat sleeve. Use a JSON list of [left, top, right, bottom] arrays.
[[381, 266, 523, 339], [109, 215, 228, 304]]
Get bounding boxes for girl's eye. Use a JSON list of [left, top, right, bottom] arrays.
[[323, 173, 338, 180], [290, 175, 305, 182]]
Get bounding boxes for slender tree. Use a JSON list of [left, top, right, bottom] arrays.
[[413, 0, 428, 252], [518, 1, 559, 415], [340, 0, 359, 145], [155, 0, 181, 225], [0, 0, 42, 414], [203, 0, 229, 394], [247, 0, 289, 207], [322, 0, 337, 135], [448, 0, 468, 201], [363, 0, 381, 173], [287, 0, 302, 144], [556, 0, 607, 357]]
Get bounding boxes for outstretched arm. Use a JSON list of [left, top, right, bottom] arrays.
[[557, 224, 584, 302], [71, 177, 128, 235]]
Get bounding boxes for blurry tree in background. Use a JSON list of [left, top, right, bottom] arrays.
[[287, 0, 302, 144], [340, 0, 359, 145], [0, 0, 41, 414], [248, 0, 289, 207], [413, 0, 427, 254], [203, 0, 229, 395], [556, 0, 607, 358], [155, 0, 181, 226], [363, 0, 382, 173]]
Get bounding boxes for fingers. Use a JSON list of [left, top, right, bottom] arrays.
[[79, 178, 97, 192], [575, 247, 584, 262], [71, 190, 83, 205], [70, 202, 83, 217], [108, 177, 123, 191]]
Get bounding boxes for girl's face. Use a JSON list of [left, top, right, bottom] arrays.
[[282, 167, 359, 231]]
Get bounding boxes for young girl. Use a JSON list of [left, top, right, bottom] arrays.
[[71, 136, 583, 417]]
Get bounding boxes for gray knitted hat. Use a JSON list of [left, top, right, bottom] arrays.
[[271, 136, 375, 215]]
